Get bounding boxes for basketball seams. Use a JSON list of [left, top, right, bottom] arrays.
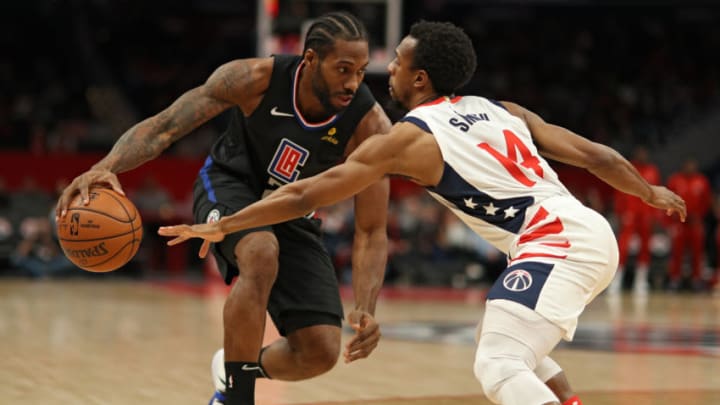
[[67, 207, 134, 223], [100, 189, 137, 222], [58, 228, 137, 243], [127, 216, 142, 266]]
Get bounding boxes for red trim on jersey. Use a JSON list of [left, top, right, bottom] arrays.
[[511, 252, 568, 261], [526, 206, 549, 227], [541, 241, 572, 248], [519, 207, 571, 247], [292, 62, 338, 128], [417, 95, 462, 108]]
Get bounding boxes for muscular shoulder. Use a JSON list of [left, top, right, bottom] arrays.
[[204, 57, 274, 114], [351, 121, 442, 186]]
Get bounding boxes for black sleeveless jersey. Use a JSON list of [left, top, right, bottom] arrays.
[[208, 54, 377, 197]]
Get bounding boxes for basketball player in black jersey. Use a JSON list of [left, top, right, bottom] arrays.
[[56, 12, 392, 405]]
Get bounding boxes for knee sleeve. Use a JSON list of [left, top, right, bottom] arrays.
[[474, 349, 526, 402], [474, 333, 558, 405], [534, 356, 563, 383]]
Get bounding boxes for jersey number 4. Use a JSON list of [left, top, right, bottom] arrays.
[[478, 129, 544, 187]]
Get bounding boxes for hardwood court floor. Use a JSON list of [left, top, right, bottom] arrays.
[[1, 278, 719, 404]]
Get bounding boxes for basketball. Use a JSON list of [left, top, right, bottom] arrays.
[[56, 188, 143, 272]]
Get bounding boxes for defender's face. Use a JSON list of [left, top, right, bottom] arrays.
[[310, 39, 369, 114], [387, 36, 418, 109]]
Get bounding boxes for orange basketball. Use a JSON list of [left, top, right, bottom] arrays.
[[56, 188, 143, 272]]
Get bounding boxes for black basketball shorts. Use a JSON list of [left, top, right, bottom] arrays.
[[192, 162, 343, 335]]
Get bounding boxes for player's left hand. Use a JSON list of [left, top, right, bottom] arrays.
[[644, 185, 687, 222], [158, 223, 225, 258], [344, 310, 381, 363]]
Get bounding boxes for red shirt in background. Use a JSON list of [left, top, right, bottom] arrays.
[[667, 172, 712, 222]]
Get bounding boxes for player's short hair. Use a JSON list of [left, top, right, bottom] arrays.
[[303, 11, 369, 58], [409, 21, 477, 95]]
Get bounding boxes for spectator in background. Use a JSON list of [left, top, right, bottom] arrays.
[[0, 177, 15, 269], [389, 194, 443, 285], [316, 198, 355, 283], [437, 211, 506, 286], [11, 216, 74, 278], [9, 177, 53, 225], [712, 194, 720, 293], [608, 146, 662, 296], [666, 158, 712, 291]]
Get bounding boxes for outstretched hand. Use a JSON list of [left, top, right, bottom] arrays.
[[158, 223, 225, 258], [55, 169, 125, 218], [344, 310, 381, 363], [645, 185, 687, 222]]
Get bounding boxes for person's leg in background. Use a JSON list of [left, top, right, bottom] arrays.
[[632, 213, 653, 296], [689, 220, 706, 290], [668, 222, 688, 291]]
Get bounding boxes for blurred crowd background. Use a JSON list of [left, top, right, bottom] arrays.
[[2, 0, 720, 294]]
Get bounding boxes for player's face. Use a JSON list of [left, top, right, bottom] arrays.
[[387, 36, 418, 109], [310, 40, 369, 114]]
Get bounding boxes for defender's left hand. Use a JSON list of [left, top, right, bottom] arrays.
[[344, 310, 381, 363], [158, 223, 225, 258], [645, 185, 687, 222]]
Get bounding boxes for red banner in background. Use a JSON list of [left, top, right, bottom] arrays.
[[0, 152, 612, 208], [0, 152, 203, 201]]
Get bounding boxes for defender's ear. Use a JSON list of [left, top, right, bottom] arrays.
[[414, 70, 430, 89]]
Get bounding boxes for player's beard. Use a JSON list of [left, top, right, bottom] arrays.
[[311, 66, 343, 115]]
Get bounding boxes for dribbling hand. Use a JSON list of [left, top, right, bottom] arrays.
[[158, 223, 225, 258], [344, 310, 381, 363], [55, 169, 125, 219]]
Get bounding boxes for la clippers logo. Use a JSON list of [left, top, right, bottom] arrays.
[[267, 138, 309, 183], [502, 269, 533, 292]]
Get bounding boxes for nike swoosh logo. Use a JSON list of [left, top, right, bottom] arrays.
[[241, 364, 261, 371], [270, 107, 294, 117]]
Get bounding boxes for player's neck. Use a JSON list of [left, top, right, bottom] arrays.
[[410, 92, 442, 110]]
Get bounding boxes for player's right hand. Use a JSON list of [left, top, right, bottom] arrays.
[[644, 185, 687, 223], [55, 169, 125, 219]]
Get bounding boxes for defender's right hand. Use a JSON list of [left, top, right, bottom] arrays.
[[55, 169, 125, 218]]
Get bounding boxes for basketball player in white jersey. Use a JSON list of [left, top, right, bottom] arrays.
[[159, 21, 687, 405]]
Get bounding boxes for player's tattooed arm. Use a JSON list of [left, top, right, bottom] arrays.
[[93, 58, 271, 173], [56, 58, 273, 215]]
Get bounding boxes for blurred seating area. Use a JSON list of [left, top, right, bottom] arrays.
[[1, 1, 720, 291]]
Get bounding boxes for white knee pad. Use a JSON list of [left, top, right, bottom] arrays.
[[474, 333, 558, 405], [534, 356, 563, 383], [474, 349, 525, 402]]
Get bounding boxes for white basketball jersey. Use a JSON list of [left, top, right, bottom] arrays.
[[401, 96, 577, 253]]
